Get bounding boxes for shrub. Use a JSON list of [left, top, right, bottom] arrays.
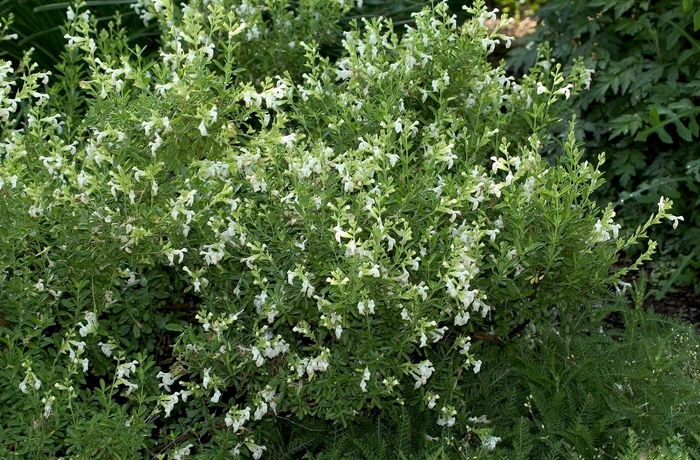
[[507, 0, 700, 296], [0, 0, 677, 457], [268, 293, 700, 459], [0, 0, 158, 74]]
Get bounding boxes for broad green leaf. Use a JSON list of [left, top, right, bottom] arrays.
[[658, 126, 674, 143], [165, 323, 184, 332], [674, 120, 693, 142], [677, 49, 697, 66]]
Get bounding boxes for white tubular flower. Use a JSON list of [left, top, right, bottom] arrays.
[[248, 442, 266, 460], [426, 393, 439, 409], [198, 120, 208, 136], [157, 371, 176, 392], [454, 311, 470, 326], [482, 436, 502, 450], [77, 311, 98, 337], [359, 367, 371, 393], [437, 406, 457, 427], [411, 360, 435, 389], [173, 443, 194, 460], [98, 342, 112, 358], [558, 83, 573, 99], [202, 367, 211, 389], [42, 395, 56, 419], [668, 215, 684, 229], [116, 360, 138, 379], [225, 406, 251, 432], [161, 393, 179, 417]]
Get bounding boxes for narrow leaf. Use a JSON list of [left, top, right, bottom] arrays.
[[658, 126, 673, 143], [674, 120, 693, 142], [650, 107, 662, 126]]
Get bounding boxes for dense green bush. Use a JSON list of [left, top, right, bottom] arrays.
[[0, 0, 158, 73], [507, 0, 700, 296], [305, 294, 700, 459], [0, 0, 680, 458]]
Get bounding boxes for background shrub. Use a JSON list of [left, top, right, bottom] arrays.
[[507, 0, 700, 297]]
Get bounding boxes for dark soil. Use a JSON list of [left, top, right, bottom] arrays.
[[620, 268, 700, 332]]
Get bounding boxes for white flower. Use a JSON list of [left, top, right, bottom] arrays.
[[558, 83, 573, 99], [437, 407, 457, 427], [122, 381, 139, 396], [454, 311, 470, 326], [332, 225, 349, 243], [357, 301, 365, 315], [173, 443, 194, 460], [211, 389, 221, 403], [412, 360, 434, 389], [427, 393, 439, 409], [42, 395, 55, 419], [249, 443, 266, 460], [116, 360, 138, 379], [203, 367, 211, 389], [198, 120, 208, 136], [482, 436, 502, 450], [225, 406, 251, 432], [77, 311, 98, 337], [668, 215, 684, 229], [359, 367, 371, 393], [157, 371, 176, 392], [280, 133, 297, 150], [473, 360, 482, 374], [162, 393, 179, 417], [419, 332, 428, 348]]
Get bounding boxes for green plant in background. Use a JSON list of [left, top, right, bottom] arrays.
[[0, 0, 680, 457], [447, 293, 700, 459], [272, 293, 700, 459], [0, 0, 159, 72], [507, 0, 700, 298]]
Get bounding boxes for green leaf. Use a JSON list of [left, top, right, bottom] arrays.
[[614, 0, 635, 19], [683, 0, 693, 12], [674, 120, 693, 142], [677, 49, 697, 66], [695, 10, 700, 32], [657, 127, 673, 143], [650, 107, 662, 126], [165, 323, 184, 332], [689, 115, 699, 137]]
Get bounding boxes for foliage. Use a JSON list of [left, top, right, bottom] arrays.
[[0, 0, 679, 458], [458, 299, 700, 459], [272, 295, 700, 459], [0, 0, 159, 73], [507, 0, 700, 296]]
